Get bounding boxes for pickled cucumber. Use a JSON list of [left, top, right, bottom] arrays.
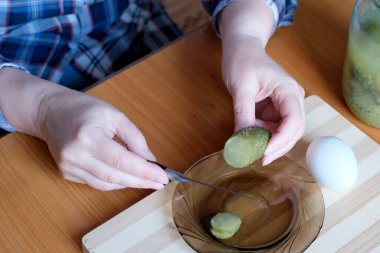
[[360, 9, 380, 43], [343, 8, 380, 128], [223, 126, 271, 168], [210, 212, 242, 240]]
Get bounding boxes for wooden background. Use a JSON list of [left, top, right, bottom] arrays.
[[1, 0, 380, 252]]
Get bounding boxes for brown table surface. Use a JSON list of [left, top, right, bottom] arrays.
[[1, 0, 379, 252]]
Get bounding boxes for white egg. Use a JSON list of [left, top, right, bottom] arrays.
[[306, 136, 358, 190]]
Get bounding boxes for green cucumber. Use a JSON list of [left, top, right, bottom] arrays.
[[210, 229, 236, 240], [223, 126, 271, 168], [210, 212, 242, 239]]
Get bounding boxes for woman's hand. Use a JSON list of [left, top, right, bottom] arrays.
[[219, 0, 305, 165], [38, 88, 169, 190], [0, 67, 168, 191], [222, 35, 305, 165]]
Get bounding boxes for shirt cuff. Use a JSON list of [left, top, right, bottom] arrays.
[[0, 62, 29, 132], [202, 0, 234, 35], [203, 0, 280, 36], [0, 62, 30, 74], [265, 0, 279, 34], [0, 111, 16, 132]]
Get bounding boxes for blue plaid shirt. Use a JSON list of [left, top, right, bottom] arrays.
[[0, 0, 297, 132]]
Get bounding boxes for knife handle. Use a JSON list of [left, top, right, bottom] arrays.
[[149, 161, 189, 182], [149, 161, 167, 171]]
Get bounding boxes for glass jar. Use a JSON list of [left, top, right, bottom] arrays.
[[343, 0, 380, 128]]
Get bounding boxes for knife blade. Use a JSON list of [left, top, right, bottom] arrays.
[[152, 161, 258, 202]]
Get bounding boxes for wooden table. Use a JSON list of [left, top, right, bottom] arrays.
[[1, 0, 379, 252]]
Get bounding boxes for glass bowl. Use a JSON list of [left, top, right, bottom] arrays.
[[172, 151, 325, 252]]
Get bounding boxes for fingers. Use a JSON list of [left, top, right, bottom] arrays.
[[256, 98, 281, 122], [62, 174, 85, 184], [254, 118, 279, 133], [232, 84, 259, 131], [93, 137, 169, 184], [86, 158, 166, 190], [114, 114, 156, 161], [62, 160, 166, 191], [63, 166, 128, 191], [262, 87, 305, 165], [60, 142, 168, 191]]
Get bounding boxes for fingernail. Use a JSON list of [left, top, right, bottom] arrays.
[[262, 156, 270, 166], [152, 183, 164, 190], [155, 174, 169, 185], [264, 145, 273, 155], [144, 148, 157, 161], [148, 153, 157, 162]]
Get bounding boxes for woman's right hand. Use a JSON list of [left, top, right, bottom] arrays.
[[39, 88, 169, 191], [0, 67, 168, 191]]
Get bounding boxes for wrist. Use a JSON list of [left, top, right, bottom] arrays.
[[219, 0, 275, 47], [219, 0, 274, 48], [221, 34, 267, 67], [222, 33, 265, 51], [36, 87, 85, 142], [0, 67, 63, 137]]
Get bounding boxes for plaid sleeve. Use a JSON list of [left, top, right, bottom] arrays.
[[275, 0, 298, 28], [202, 0, 298, 34], [0, 59, 30, 132], [201, 0, 234, 34]]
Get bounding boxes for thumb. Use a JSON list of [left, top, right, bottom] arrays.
[[115, 115, 156, 161], [232, 84, 258, 132]]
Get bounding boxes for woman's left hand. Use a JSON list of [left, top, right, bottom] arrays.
[[222, 34, 305, 165]]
